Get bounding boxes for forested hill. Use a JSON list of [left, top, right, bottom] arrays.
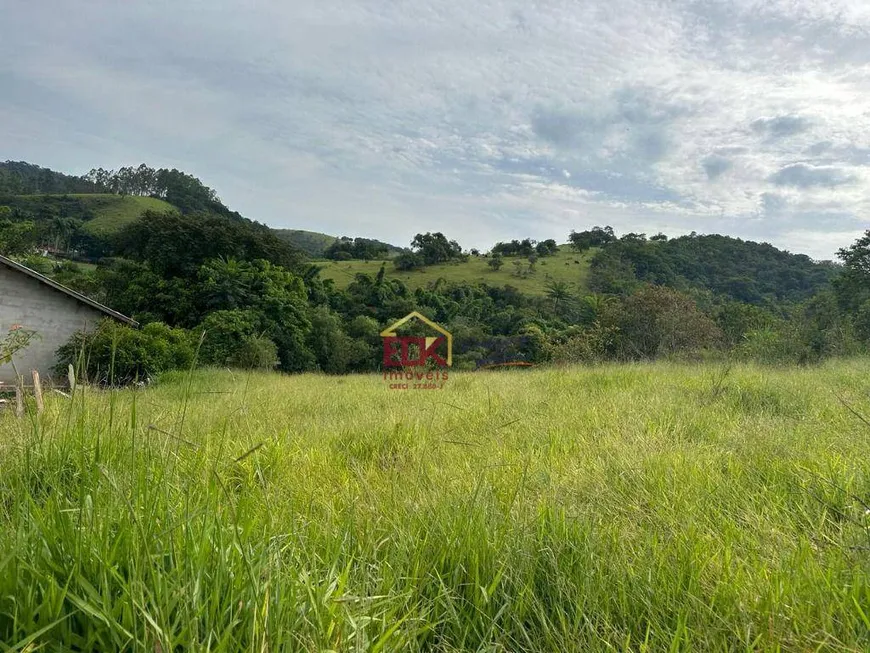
[[0, 161, 101, 195], [0, 161, 305, 263], [0, 160, 239, 218], [273, 229, 406, 258], [581, 231, 838, 305]]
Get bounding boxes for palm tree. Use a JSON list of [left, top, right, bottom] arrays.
[[544, 280, 573, 311], [581, 293, 616, 319]]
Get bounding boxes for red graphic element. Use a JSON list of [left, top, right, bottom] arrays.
[[383, 336, 447, 367]]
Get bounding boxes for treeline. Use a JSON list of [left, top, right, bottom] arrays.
[[491, 238, 558, 257], [0, 161, 101, 195], [16, 212, 864, 382], [325, 237, 391, 261], [82, 164, 236, 216], [0, 202, 107, 259], [1, 161, 867, 381], [570, 226, 837, 304], [1, 160, 243, 219], [394, 232, 465, 270]]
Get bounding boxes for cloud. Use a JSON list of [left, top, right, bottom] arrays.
[[751, 115, 811, 138], [806, 141, 833, 156], [768, 163, 855, 188], [530, 110, 589, 148], [1, 0, 870, 258], [702, 155, 733, 180]]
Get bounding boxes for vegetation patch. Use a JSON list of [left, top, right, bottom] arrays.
[[0, 363, 868, 650]]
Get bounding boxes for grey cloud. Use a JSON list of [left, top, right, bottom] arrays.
[[531, 85, 685, 164], [632, 130, 670, 162], [702, 155, 732, 180], [682, 1, 870, 70], [803, 142, 870, 167], [613, 85, 689, 125], [751, 115, 811, 138], [530, 109, 590, 147], [714, 146, 748, 156], [760, 192, 787, 215], [2, 0, 868, 260], [806, 141, 833, 156], [768, 164, 854, 188]]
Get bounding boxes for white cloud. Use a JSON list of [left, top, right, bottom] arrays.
[[1, 0, 869, 257]]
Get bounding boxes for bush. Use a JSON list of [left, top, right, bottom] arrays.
[[227, 335, 279, 369], [548, 322, 618, 364], [393, 252, 425, 271], [608, 285, 722, 359], [56, 320, 195, 385], [197, 309, 278, 370]]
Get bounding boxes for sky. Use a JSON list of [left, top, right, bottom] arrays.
[[2, 0, 870, 260]]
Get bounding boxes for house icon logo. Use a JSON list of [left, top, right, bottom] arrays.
[[380, 311, 452, 368]]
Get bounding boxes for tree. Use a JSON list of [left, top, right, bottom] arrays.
[[394, 252, 425, 271], [56, 321, 194, 385], [0, 326, 38, 375], [324, 237, 389, 261], [569, 226, 616, 251], [607, 285, 722, 359], [0, 220, 38, 255], [115, 210, 304, 277], [197, 309, 278, 369], [196, 258, 314, 372], [306, 306, 356, 373], [410, 232, 462, 265], [544, 280, 573, 311], [536, 239, 558, 256], [834, 230, 870, 313], [488, 255, 504, 271]]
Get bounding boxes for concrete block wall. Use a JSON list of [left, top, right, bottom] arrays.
[[0, 265, 104, 384]]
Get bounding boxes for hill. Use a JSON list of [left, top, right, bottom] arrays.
[[273, 229, 337, 257], [0, 161, 100, 194], [586, 233, 838, 304], [317, 245, 593, 296], [76, 195, 178, 236], [0, 193, 178, 236]]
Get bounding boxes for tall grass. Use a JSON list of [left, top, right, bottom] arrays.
[[1, 361, 869, 651]]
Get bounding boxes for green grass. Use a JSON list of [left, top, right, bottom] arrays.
[[1, 361, 869, 651], [75, 195, 177, 236], [318, 246, 593, 295], [1, 193, 177, 237]]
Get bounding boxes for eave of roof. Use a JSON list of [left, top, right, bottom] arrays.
[[0, 255, 138, 327]]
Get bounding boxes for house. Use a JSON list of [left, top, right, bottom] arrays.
[[0, 255, 136, 384]]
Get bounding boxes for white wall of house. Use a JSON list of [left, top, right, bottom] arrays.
[[0, 265, 105, 384]]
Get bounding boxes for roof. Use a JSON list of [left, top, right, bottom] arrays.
[[0, 255, 138, 327]]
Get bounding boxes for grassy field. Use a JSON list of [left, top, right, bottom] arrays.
[[1, 361, 869, 651], [316, 246, 593, 295], [75, 195, 177, 236]]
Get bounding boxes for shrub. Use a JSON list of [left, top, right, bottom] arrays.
[[548, 322, 618, 364], [608, 285, 722, 359], [56, 321, 195, 384], [227, 335, 279, 369], [393, 252, 425, 271], [197, 309, 278, 369]]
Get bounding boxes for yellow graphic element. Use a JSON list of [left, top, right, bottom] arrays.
[[380, 311, 453, 367]]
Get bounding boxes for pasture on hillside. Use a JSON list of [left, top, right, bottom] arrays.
[[316, 245, 594, 296], [1, 361, 869, 651], [75, 195, 178, 236]]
